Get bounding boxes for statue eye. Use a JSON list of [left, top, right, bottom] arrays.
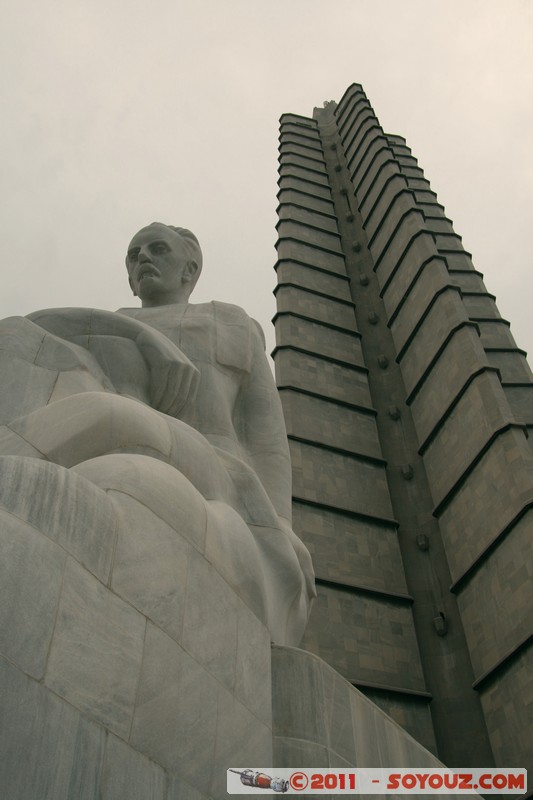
[[128, 251, 139, 262], [152, 243, 168, 254]]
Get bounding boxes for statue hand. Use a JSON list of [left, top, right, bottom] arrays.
[[26, 308, 200, 417], [135, 328, 199, 416]]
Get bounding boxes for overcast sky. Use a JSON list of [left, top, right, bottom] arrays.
[[2, 0, 532, 363]]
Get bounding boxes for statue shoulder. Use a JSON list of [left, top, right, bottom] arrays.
[[209, 302, 265, 347], [189, 300, 250, 324], [187, 302, 266, 369]]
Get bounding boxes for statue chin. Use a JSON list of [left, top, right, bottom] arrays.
[[0, 311, 314, 646]]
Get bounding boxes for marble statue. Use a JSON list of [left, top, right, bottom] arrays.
[[0, 223, 314, 645], [0, 224, 450, 800]]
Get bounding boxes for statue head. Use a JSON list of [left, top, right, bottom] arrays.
[[126, 222, 203, 307]]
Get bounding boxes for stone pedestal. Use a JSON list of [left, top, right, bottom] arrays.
[[0, 454, 272, 800], [0, 454, 482, 800]]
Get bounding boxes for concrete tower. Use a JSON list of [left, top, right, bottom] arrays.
[[273, 83, 533, 773]]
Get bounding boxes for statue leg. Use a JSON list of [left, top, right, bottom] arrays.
[[3, 391, 232, 503]]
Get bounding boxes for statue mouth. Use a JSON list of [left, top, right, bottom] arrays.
[[138, 266, 159, 281]]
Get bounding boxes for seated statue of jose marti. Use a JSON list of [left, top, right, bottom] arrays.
[[0, 222, 315, 644]]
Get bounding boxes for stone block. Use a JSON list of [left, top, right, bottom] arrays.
[[337, 92, 370, 139], [410, 326, 489, 447], [109, 491, 192, 644], [463, 294, 500, 320], [272, 646, 444, 772], [381, 233, 440, 318], [101, 735, 167, 800], [289, 440, 392, 519], [277, 188, 335, 217], [422, 371, 515, 507], [274, 314, 363, 365], [0, 455, 116, 582], [0, 658, 105, 800], [346, 121, 388, 176], [389, 260, 450, 353], [277, 175, 332, 202], [276, 262, 351, 302], [181, 554, 240, 694], [277, 205, 339, 234], [275, 285, 357, 331], [300, 586, 425, 691], [279, 130, 322, 151], [275, 351, 372, 408], [279, 141, 323, 162], [434, 232, 463, 251], [476, 320, 516, 350], [281, 390, 382, 459], [292, 502, 407, 595], [234, 601, 272, 727], [363, 173, 410, 241], [448, 271, 486, 294], [503, 384, 533, 425], [46, 558, 146, 738], [278, 220, 341, 254], [272, 645, 330, 746], [372, 210, 427, 291], [355, 140, 398, 204], [369, 192, 419, 263], [479, 645, 533, 774], [166, 773, 210, 800], [210, 685, 272, 799], [444, 250, 475, 270], [278, 164, 329, 187], [439, 428, 533, 582], [0, 510, 65, 678], [276, 240, 344, 274], [360, 161, 404, 222], [486, 350, 533, 382], [361, 689, 436, 756], [279, 152, 327, 175], [279, 116, 319, 134], [273, 736, 330, 768], [203, 501, 267, 624], [457, 512, 533, 679], [399, 289, 469, 398], [130, 623, 218, 794], [337, 87, 369, 132], [0, 352, 56, 425]]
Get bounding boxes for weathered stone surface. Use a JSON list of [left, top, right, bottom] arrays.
[[45, 558, 146, 738], [181, 554, 240, 693], [271, 645, 444, 770], [300, 585, 425, 692], [0, 510, 65, 678], [130, 623, 218, 794], [0, 658, 106, 800], [101, 735, 168, 800], [0, 455, 116, 582], [74, 453, 207, 553], [109, 490, 192, 643], [210, 686, 272, 799]]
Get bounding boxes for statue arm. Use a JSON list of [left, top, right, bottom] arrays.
[[26, 307, 199, 416], [236, 320, 293, 524]]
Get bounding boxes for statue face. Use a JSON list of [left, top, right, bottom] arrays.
[[126, 224, 196, 306]]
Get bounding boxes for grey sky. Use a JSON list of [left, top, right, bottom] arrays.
[[1, 0, 532, 362]]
